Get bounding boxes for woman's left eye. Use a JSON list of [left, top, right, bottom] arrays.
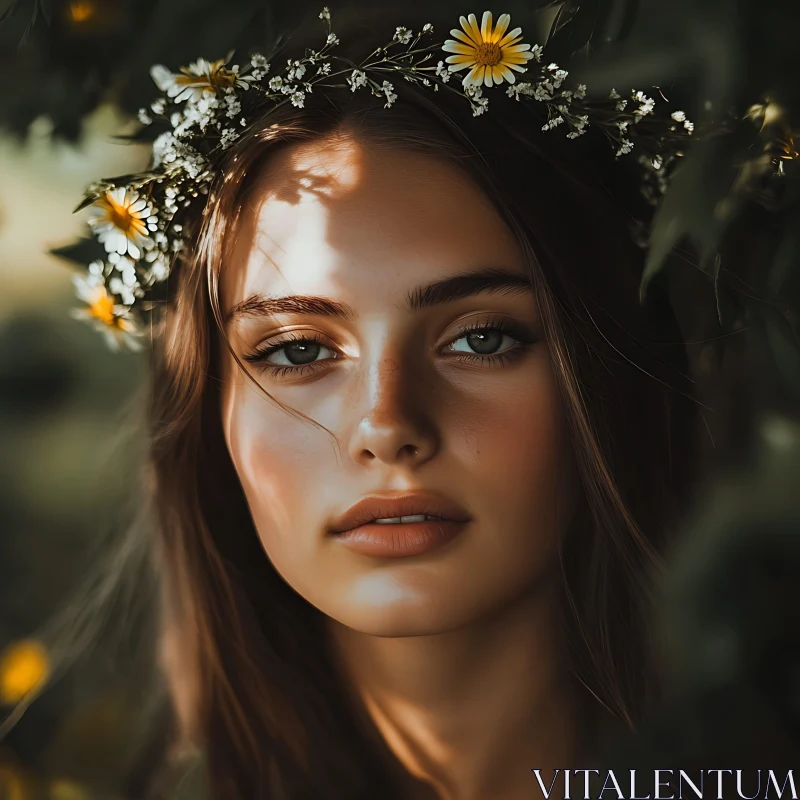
[[446, 327, 521, 356]]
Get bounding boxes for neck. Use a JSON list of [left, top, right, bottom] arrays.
[[326, 576, 591, 800]]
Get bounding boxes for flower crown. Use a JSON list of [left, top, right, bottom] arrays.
[[65, 6, 695, 352]]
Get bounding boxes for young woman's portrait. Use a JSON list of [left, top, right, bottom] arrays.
[[1, 2, 798, 799]]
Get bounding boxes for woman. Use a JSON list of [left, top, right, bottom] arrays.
[[67, 7, 698, 799]]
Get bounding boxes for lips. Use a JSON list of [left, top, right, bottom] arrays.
[[329, 492, 472, 535]]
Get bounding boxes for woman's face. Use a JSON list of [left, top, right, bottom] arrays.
[[220, 134, 572, 636]]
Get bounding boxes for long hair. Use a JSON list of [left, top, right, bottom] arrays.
[[33, 8, 700, 799]]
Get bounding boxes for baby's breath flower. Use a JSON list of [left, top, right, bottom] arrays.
[[287, 62, 307, 81], [616, 138, 634, 157], [435, 61, 451, 83], [566, 114, 589, 138], [393, 26, 412, 44], [348, 69, 368, 91], [318, 61, 332, 75], [220, 127, 239, 149], [542, 115, 564, 131], [250, 54, 270, 80], [632, 90, 655, 121], [381, 80, 397, 108]]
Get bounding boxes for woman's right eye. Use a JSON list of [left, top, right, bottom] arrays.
[[242, 335, 338, 372], [264, 339, 335, 366]]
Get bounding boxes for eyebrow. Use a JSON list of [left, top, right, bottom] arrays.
[[224, 266, 534, 326]]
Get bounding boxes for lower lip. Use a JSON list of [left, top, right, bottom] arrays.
[[332, 520, 468, 557]]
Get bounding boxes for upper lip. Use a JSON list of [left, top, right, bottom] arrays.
[[329, 491, 472, 534]]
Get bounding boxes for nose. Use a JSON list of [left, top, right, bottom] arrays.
[[347, 355, 439, 468]]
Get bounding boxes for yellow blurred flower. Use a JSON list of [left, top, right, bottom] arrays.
[[0, 762, 33, 800], [49, 778, 92, 800], [0, 639, 50, 705]]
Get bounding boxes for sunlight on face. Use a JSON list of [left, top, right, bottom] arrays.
[[220, 135, 572, 636]]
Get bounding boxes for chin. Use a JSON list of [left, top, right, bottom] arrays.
[[327, 573, 491, 637]]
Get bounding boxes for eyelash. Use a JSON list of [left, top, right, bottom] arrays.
[[242, 317, 538, 379]]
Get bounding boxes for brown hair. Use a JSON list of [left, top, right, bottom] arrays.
[[65, 10, 700, 798]]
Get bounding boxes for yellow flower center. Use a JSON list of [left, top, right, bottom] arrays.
[[475, 41, 503, 67], [100, 194, 146, 238], [208, 65, 237, 89], [177, 61, 237, 91], [89, 295, 119, 327]]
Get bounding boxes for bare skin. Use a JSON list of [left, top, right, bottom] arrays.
[[220, 134, 585, 798]]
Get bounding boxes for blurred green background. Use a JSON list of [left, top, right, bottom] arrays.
[[1, 0, 799, 798]]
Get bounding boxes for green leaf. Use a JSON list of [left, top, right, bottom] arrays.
[[50, 238, 105, 267], [641, 124, 759, 302]]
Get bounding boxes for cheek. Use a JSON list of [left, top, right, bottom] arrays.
[[222, 386, 335, 572], [450, 360, 566, 505]]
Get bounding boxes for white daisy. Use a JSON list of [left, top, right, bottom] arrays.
[[150, 58, 252, 104], [443, 11, 538, 88], [88, 188, 155, 259]]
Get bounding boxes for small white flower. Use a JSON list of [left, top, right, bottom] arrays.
[[684, 119, 695, 133], [225, 94, 242, 119], [251, 54, 269, 71], [220, 127, 239, 149], [287, 63, 304, 82], [574, 84, 587, 100], [632, 90, 655, 121], [348, 69, 368, 91], [138, 108, 152, 125], [393, 26, 412, 44], [530, 44, 544, 62], [671, 110, 686, 123], [616, 99, 628, 112], [318, 61, 332, 75], [150, 98, 166, 115], [326, 33, 339, 46], [652, 155, 664, 170], [268, 76, 283, 91], [609, 88, 621, 99], [616, 138, 634, 156], [435, 61, 452, 83], [319, 6, 330, 21], [542, 115, 565, 131], [381, 80, 397, 108], [291, 90, 305, 108], [148, 257, 170, 283], [422, 23, 433, 34]]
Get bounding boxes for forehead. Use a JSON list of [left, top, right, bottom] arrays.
[[222, 136, 525, 309]]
